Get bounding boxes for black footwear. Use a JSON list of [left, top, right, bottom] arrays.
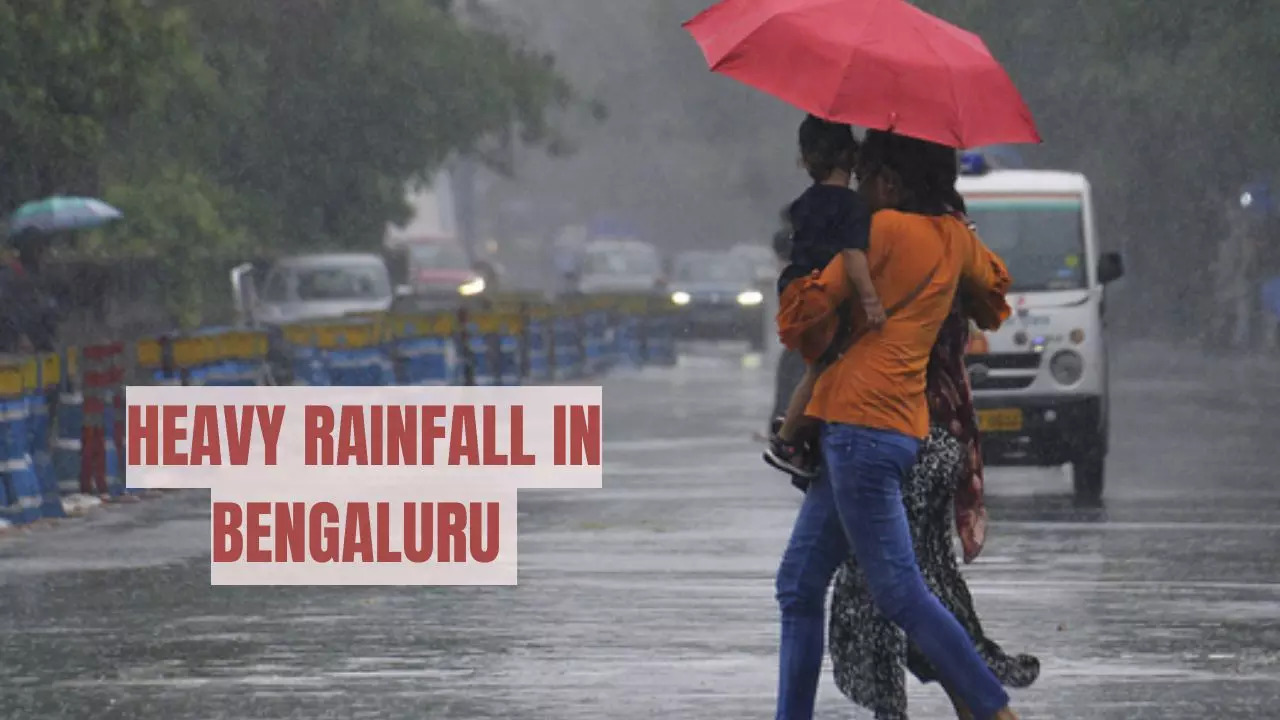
[[763, 433, 818, 479]]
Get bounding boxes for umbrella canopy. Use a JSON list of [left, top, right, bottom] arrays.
[[8, 196, 123, 236], [683, 0, 1041, 149]]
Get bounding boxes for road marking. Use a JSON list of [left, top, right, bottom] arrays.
[[996, 521, 1280, 532], [972, 579, 1280, 592]]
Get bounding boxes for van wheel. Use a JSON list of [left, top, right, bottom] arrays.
[[1071, 448, 1105, 506]]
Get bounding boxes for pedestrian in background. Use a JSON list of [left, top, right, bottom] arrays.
[[1209, 195, 1261, 351], [0, 230, 60, 353]]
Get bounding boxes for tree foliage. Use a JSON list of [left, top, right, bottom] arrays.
[[914, 0, 1280, 331], [0, 0, 187, 212], [1, 0, 572, 323]]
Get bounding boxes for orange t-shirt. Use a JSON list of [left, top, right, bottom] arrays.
[[804, 210, 1010, 439]]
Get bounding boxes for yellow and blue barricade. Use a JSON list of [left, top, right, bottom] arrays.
[[314, 318, 395, 386], [280, 324, 332, 386], [551, 303, 583, 381], [645, 296, 678, 366], [387, 311, 461, 385], [466, 307, 523, 386], [614, 295, 648, 367], [0, 360, 42, 524], [53, 347, 83, 496], [32, 353, 64, 517], [0, 291, 684, 520], [525, 303, 554, 382]]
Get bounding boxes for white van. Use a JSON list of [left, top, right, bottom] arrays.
[[957, 154, 1124, 502]]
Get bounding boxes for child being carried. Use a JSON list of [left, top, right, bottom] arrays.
[[764, 115, 884, 480]]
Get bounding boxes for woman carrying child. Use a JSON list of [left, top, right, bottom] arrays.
[[770, 125, 1028, 720]]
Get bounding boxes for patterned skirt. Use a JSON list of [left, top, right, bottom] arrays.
[[828, 425, 1040, 720]]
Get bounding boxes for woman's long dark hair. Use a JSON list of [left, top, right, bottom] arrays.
[[856, 130, 964, 216]]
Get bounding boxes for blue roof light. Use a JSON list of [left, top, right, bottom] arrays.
[[959, 152, 989, 176]]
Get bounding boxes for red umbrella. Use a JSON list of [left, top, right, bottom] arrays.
[[683, 0, 1041, 149]]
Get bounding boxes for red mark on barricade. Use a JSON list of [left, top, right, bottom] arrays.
[[212, 501, 501, 563], [80, 342, 125, 495], [553, 404, 601, 466]]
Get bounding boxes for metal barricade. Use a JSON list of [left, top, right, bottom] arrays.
[[314, 319, 395, 386], [80, 342, 125, 497], [53, 347, 84, 496], [388, 311, 461, 386], [33, 353, 64, 518], [0, 360, 41, 524]]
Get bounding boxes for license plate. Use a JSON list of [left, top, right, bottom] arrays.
[[977, 408, 1023, 432]]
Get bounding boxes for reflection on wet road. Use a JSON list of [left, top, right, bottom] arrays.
[[0, 340, 1277, 718]]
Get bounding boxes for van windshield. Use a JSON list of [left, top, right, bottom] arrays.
[[965, 197, 1087, 292]]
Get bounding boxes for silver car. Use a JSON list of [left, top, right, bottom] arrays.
[[235, 253, 394, 326]]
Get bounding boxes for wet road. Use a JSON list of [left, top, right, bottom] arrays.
[[1, 340, 1278, 719]]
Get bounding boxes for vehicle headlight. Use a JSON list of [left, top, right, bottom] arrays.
[[458, 277, 486, 296], [671, 291, 691, 306], [1049, 349, 1084, 385], [737, 290, 764, 306]]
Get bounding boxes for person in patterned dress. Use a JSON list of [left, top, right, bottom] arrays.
[[826, 295, 1040, 720]]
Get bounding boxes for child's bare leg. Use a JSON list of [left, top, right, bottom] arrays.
[[778, 365, 818, 441]]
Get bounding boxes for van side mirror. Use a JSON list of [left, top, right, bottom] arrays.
[[1098, 252, 1124, 284], [230, 263, 259, 327]]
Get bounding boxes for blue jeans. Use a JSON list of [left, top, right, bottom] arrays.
[[774, 423, 1009, 720]]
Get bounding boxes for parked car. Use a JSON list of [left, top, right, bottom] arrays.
[[403, 237, 493, 300], [576, 239, 666, 295], [668, 250, 766, 349], [232, 253, 395, 327]]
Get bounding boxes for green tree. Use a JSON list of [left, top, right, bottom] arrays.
[[165, 0, 572, 252], [0, 0, 190, 212], [93, 168, 251, 329], [948, 1, 1280, 332], [3, 0, 573, 325]]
